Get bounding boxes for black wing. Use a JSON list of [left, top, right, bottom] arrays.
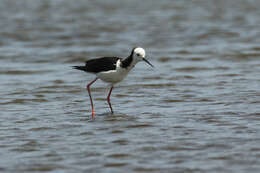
[[73, 57, 121, 73]]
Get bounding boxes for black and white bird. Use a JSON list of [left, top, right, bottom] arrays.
[[73, 47, 154, 118]]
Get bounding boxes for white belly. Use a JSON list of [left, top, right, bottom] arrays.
[[96, 68, 129, 84]]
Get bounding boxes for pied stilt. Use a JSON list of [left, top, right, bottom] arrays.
[[73, 47, 154, 118]]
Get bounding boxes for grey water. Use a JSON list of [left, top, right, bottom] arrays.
[[1, 0, 260, 172]]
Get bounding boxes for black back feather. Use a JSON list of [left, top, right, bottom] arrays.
[[73, 57, 121, 73], [73, 47, 137, 73]]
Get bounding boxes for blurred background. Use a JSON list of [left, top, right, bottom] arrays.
[[1, 0, 260, 172]]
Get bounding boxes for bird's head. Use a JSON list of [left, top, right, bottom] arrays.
[[132, 47, 154, 67]]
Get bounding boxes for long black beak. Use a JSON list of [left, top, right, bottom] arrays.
[[143, 58, 154, 68]]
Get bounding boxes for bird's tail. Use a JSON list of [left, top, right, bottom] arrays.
[[72, 66, 87, 71]]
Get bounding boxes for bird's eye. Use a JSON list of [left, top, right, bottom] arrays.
[[137, 53, 140, 56]]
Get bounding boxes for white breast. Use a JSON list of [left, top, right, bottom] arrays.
[[96, 60, 130, 84]]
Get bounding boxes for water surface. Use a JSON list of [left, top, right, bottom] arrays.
[[1, 0, 260, 172]]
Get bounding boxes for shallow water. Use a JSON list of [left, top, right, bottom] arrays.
[[1, 0, 260, 172]]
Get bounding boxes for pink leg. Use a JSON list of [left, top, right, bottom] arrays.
[[107, 86, 114, 114], [87, 78, 98, 118]]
